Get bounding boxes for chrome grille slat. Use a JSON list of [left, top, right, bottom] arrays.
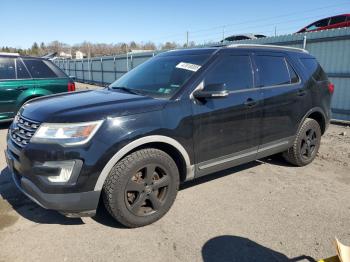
[[19, 115, 40, 124], [17, 123, 36, 132], [10, 115, 40, 148], [14, 132, 30, 140]]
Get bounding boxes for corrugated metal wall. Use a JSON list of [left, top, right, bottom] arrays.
[[55, 51, 158, 86], [54, 27, 350, 120]]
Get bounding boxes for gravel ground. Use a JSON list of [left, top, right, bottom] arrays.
[[0, 94, 349, 261], [75, 82, 103, 91]]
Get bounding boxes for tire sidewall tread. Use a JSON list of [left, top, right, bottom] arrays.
[[102, 148, 179, 228], [283, 118, 322, 166]]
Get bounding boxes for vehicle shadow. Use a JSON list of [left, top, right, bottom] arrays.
[[202, 235, 316, 262], [92, 200, 129, 229], [258, 154, 295, 168], [93, 162, 262, 229], [0, 167, 83, 225], [180, 161, 261, 191], [0, 122, 11, 130], [0, 154, 293, 228]]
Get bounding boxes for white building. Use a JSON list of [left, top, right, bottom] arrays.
[[75, 51, 85, 59], [59, 51, 72, 59], [130, 49, 153, 54]]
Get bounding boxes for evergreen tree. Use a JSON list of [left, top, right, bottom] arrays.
[[31, 42, 39, 55]]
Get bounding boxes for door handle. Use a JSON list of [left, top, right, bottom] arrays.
[[16, 86, 29, 91], [297, 89, 306, 97], [244, 98, 257, 108]]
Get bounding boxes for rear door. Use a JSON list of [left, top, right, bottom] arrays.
[[192, 50, 263, 176], [254, 52, 311, 156], [22, 58, 69, 95], [0, 57, 34, 120]]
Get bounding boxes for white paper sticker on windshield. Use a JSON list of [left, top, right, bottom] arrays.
[[176, 62, 201, 72]]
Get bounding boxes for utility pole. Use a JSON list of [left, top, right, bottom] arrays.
[[274, 26, 277, 37], [186, 31, 189, 48], [222, 26, 225, 41], [88, 43, 91, 81], [303, 35, 307, 49]]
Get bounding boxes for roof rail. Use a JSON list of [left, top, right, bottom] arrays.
[[227, 44, 309, 53], [0, 52, 20, 57]]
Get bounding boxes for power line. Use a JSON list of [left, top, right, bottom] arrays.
[[177, 8, 349, 44], [188, 1, 350, 35], [219, 11, 347, 37], [153, 1, 349, 42]]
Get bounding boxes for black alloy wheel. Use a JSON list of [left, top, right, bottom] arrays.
[[125, 164, 171, 216]]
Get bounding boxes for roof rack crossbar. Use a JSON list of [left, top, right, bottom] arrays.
[[227, 44, 309, 53]]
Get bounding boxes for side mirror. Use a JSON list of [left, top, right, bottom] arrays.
[[193, 83, 229, 99], [69, 76, 76, 81]]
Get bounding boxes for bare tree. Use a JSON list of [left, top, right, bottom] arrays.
[[161, 41, 179, 50], [1, 39, 191, 58]]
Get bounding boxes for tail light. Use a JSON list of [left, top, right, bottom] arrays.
[[68, 82, 75, 92], [328, 82, 334, 94]]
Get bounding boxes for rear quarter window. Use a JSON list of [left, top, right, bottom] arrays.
[[299, 58, 327, 81], [44, 60, 67, 78], [23, 59, 58, 78]]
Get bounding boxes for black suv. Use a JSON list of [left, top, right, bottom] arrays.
[[5, 45, 333, 227]]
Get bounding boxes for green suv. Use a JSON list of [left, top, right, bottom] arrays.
[[0, 52, 75, 122]]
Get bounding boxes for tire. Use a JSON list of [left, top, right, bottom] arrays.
[[283, 118, 322, 166], [102, 148, 179, 228]]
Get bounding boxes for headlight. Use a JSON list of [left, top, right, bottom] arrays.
[[31, 120, 103, 145]]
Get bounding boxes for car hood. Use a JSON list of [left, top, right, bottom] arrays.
[[20, 89, 167, 123]]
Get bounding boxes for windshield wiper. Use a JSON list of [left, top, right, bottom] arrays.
[[111, 86, 144, 96]]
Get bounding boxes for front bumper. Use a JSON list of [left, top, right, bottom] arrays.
[[12, 171, 100, 217], [5, 147, 101, 217]]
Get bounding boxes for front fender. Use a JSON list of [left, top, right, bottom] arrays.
[[92, 111, 193, 191]]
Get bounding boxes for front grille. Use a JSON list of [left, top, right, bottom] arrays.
[[10, 115, 40, 148]]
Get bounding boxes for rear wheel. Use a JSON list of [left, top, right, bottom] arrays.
[[283, 118, 321, 166], [102, 148, 179, 228]]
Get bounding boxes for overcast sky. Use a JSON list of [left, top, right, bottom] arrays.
[[1, 0, 349, 48]]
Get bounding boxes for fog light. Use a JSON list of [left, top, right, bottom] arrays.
[[43, 161, 76, 183]]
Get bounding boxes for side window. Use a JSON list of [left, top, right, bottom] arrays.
[[306, 18, 329, 30], [0, 57, 16, 80], [286, 61, 299, 84], [205, 55, 253, 91], [16, 59, 31, 79], [44, 60, 67, 78], [330, 15, 347, 25], [255, 56, 290, 87], [23, 59, 58, 78], [300, 58, 327, 81]]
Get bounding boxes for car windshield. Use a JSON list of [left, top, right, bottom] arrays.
[[109, 53, 210, 99]]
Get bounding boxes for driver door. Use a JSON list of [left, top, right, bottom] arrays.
[[191, 51, 263, 177]]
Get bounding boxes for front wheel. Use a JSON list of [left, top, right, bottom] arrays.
[[102, 148, 179, 228], [283, 118, 322, 166]]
